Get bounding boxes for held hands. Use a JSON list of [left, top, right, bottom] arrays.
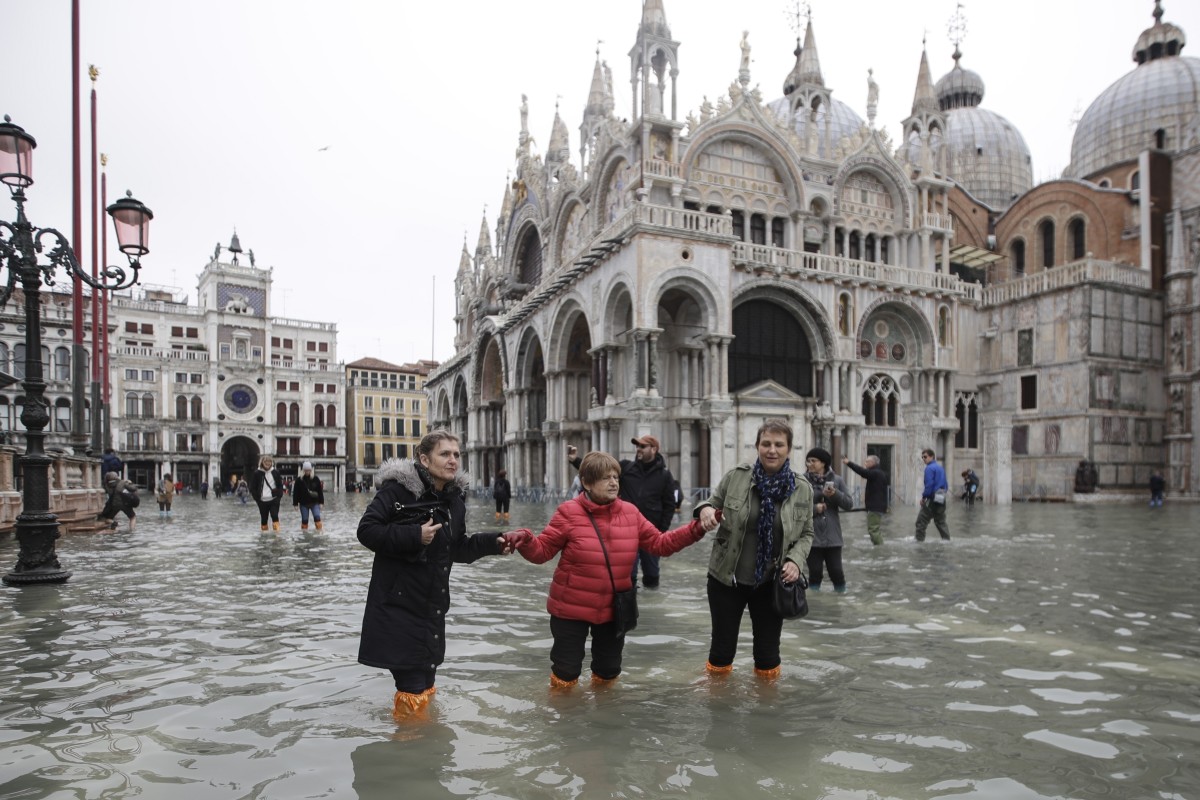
[[499, 528, 534, 554], [698, 507, 723, 531]]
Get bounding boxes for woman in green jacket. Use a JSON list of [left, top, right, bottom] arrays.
[[695, 419, 814, 679]]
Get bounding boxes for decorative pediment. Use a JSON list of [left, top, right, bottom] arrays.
[[735, 379, 805, 402]]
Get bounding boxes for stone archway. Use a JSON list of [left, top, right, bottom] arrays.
[[220, 436, 260, 495]]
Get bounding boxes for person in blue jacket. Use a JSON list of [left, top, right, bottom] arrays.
[[914, 449, 951, 541]]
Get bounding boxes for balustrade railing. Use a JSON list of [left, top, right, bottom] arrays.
[[981, 258, 1150, 306]]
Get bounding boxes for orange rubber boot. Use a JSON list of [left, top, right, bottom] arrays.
[[753, 665, 782, 680], [314, 520, 323, 531], [705, 661, 734, 676], [392, 687, 436, 721], [301, 522, 309, 531], [550, 673, 579, 690], [272, 520, 280, 532], [260, 524, 268, 532], [590, 674, 618, 688]]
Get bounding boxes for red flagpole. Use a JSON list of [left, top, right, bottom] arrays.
[[90, 73, 99, 378], [71, 0, 83, 347], [101, 165, 109, 407]]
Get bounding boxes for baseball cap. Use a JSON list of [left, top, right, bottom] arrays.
[[631, 435, 660, 449]]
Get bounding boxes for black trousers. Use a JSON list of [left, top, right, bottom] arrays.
[[390, 668, 437, 693], [706, 575, 783, 671], [806, 546, 845, 588], [255, 497, 281, 525], [494, 498, 510, 513], [549, 615, 624, 682]]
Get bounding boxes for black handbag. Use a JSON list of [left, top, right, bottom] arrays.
[[586, 511, 639, 637], [772, 545, 809, 620], [391, 499, 448, 527]]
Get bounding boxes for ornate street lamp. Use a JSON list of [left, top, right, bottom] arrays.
[[0, 115, 152, 586]]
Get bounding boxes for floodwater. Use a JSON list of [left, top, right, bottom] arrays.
[[1, 492, 1198, 799]]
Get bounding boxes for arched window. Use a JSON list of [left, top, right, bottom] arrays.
[[1069, 218, 1086, 261], [54, 398, 70, 432], [0, 343, 8, 374], [326, 404, 337, 428], [191, 396, 203, 421], [1130, 170, 1140, 192], [864, 233, 877, 263], [289, 402, 300, 426], [54, 347, 70, 381], [861, 374, 900, 427], [955, 394, 980, 449], [176, 395, 188, 420], [1155, 128, 1166, 149], [1039, 220, 1055, 269], [0, 396, 9, 433], [848, 231, 861, 261], [13, 344, 26, 380], [141, 393, 155, 418], [314, 404, 325, 427], [750, 213, 766, 245], [125, 392, 139, 417], [1011, 239, 1026, 276], [276, 402, 287, 426], [731, 299, 814, 396], [937, 306, 951, 346], [837, 294, 852, 336], [515, 228, 543, 286]]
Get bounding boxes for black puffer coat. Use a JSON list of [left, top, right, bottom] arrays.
[[357, 458, 503, 671]]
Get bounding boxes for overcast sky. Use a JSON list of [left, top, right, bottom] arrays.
[[3, 1, 1195, 366]]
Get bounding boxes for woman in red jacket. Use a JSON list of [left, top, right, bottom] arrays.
[[516, 451, 716, 688]]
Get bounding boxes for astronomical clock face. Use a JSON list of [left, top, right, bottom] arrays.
[[223, 384, 258, 415]]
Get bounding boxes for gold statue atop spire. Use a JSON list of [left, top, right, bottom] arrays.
[[100, 153, 108, 168], [88, 64, 100, 83]]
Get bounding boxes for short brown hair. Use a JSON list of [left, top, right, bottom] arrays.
[[578, 451, 621, 486], [417, 429, 460, 458], [755, 418, 793, 450]]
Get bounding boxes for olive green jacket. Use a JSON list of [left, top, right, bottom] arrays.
[[697, 463, 815, 586]]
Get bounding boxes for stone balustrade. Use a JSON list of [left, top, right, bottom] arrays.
[[981, 258, 1151, 306], [0, 446, 109, 534]]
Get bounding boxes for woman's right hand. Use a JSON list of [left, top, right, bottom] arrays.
[[420, 519, 442, 545], [699, 506, 721, 530]]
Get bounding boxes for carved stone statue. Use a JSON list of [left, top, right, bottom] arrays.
[[213, 242, 221, 261], [867, 68, 879, 126], [739, 31, 751, 73], [248, 249, 256, 267]]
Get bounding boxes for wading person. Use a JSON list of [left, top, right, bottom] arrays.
[[156, 473, 175, 518], [293, 461, 325, 530], [99, 471, 138, 532], [843, 454, 888, 545], [915, 449, 951, 541], [803, 448, 852, 592], [250, 455, 284, 532], [492, 468, 512, 523], [357, 431, 527, 720], [695, 419, 813, 679], [567, 434, 677, 589], [514, 451, 715, 689]]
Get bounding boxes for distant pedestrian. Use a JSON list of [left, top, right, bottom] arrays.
[[156, 473, 176, 518], [235, 479, 250, 504], [1149, 471, 1166, 507], [961, 469, 980, 505], [200, 480, 209, 499], [293, 461, 325, 530], [492, 468, 512, 523], [98, 471, 138, 532], [914, 449, 951, 541], [843, 454, 889, 545], [101, 447, 123, 477]]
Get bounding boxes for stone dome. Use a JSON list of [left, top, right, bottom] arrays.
[[907, 55, 1033, 210], [1068, 9, 1199, 180], [767, 95, 865, 161]]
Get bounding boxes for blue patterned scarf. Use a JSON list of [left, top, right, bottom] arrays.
[[752, 458, 796, 582]]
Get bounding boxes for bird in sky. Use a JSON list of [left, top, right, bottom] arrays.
[[317, 145, 331, 152]]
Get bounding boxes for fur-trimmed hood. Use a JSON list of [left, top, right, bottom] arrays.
[[375, 457, 471, 495]]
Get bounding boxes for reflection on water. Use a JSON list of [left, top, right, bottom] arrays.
[[1, 495, 1198, 798]]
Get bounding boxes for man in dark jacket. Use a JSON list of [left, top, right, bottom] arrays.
[[101, 448, 123, 477], [843, 454, 889, 545], [567, 434, 677, 588]]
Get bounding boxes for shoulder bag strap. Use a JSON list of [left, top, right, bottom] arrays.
[[585, 510, 619, 597]]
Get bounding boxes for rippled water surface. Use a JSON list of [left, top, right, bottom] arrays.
[[2, 494, 1198, 799]]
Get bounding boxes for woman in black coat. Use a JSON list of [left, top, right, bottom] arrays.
[[357, 431, 529, 721], [249, 455, 284, 532], [492, 468, 512, 523]]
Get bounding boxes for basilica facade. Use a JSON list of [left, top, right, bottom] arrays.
[[426, 1, 1200, 504]]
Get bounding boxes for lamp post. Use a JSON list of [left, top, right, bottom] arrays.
[[0, 115, 152, 586]]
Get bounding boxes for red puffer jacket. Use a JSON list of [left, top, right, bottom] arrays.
[[517, 493, 707, 624]]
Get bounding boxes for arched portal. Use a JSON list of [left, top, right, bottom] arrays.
[[220, 436, 260, 495]]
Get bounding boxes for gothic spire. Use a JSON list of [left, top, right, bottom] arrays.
[[797, 17, 824, 87], [911, 44, 938, 116], [475, 210, 492, 259]]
